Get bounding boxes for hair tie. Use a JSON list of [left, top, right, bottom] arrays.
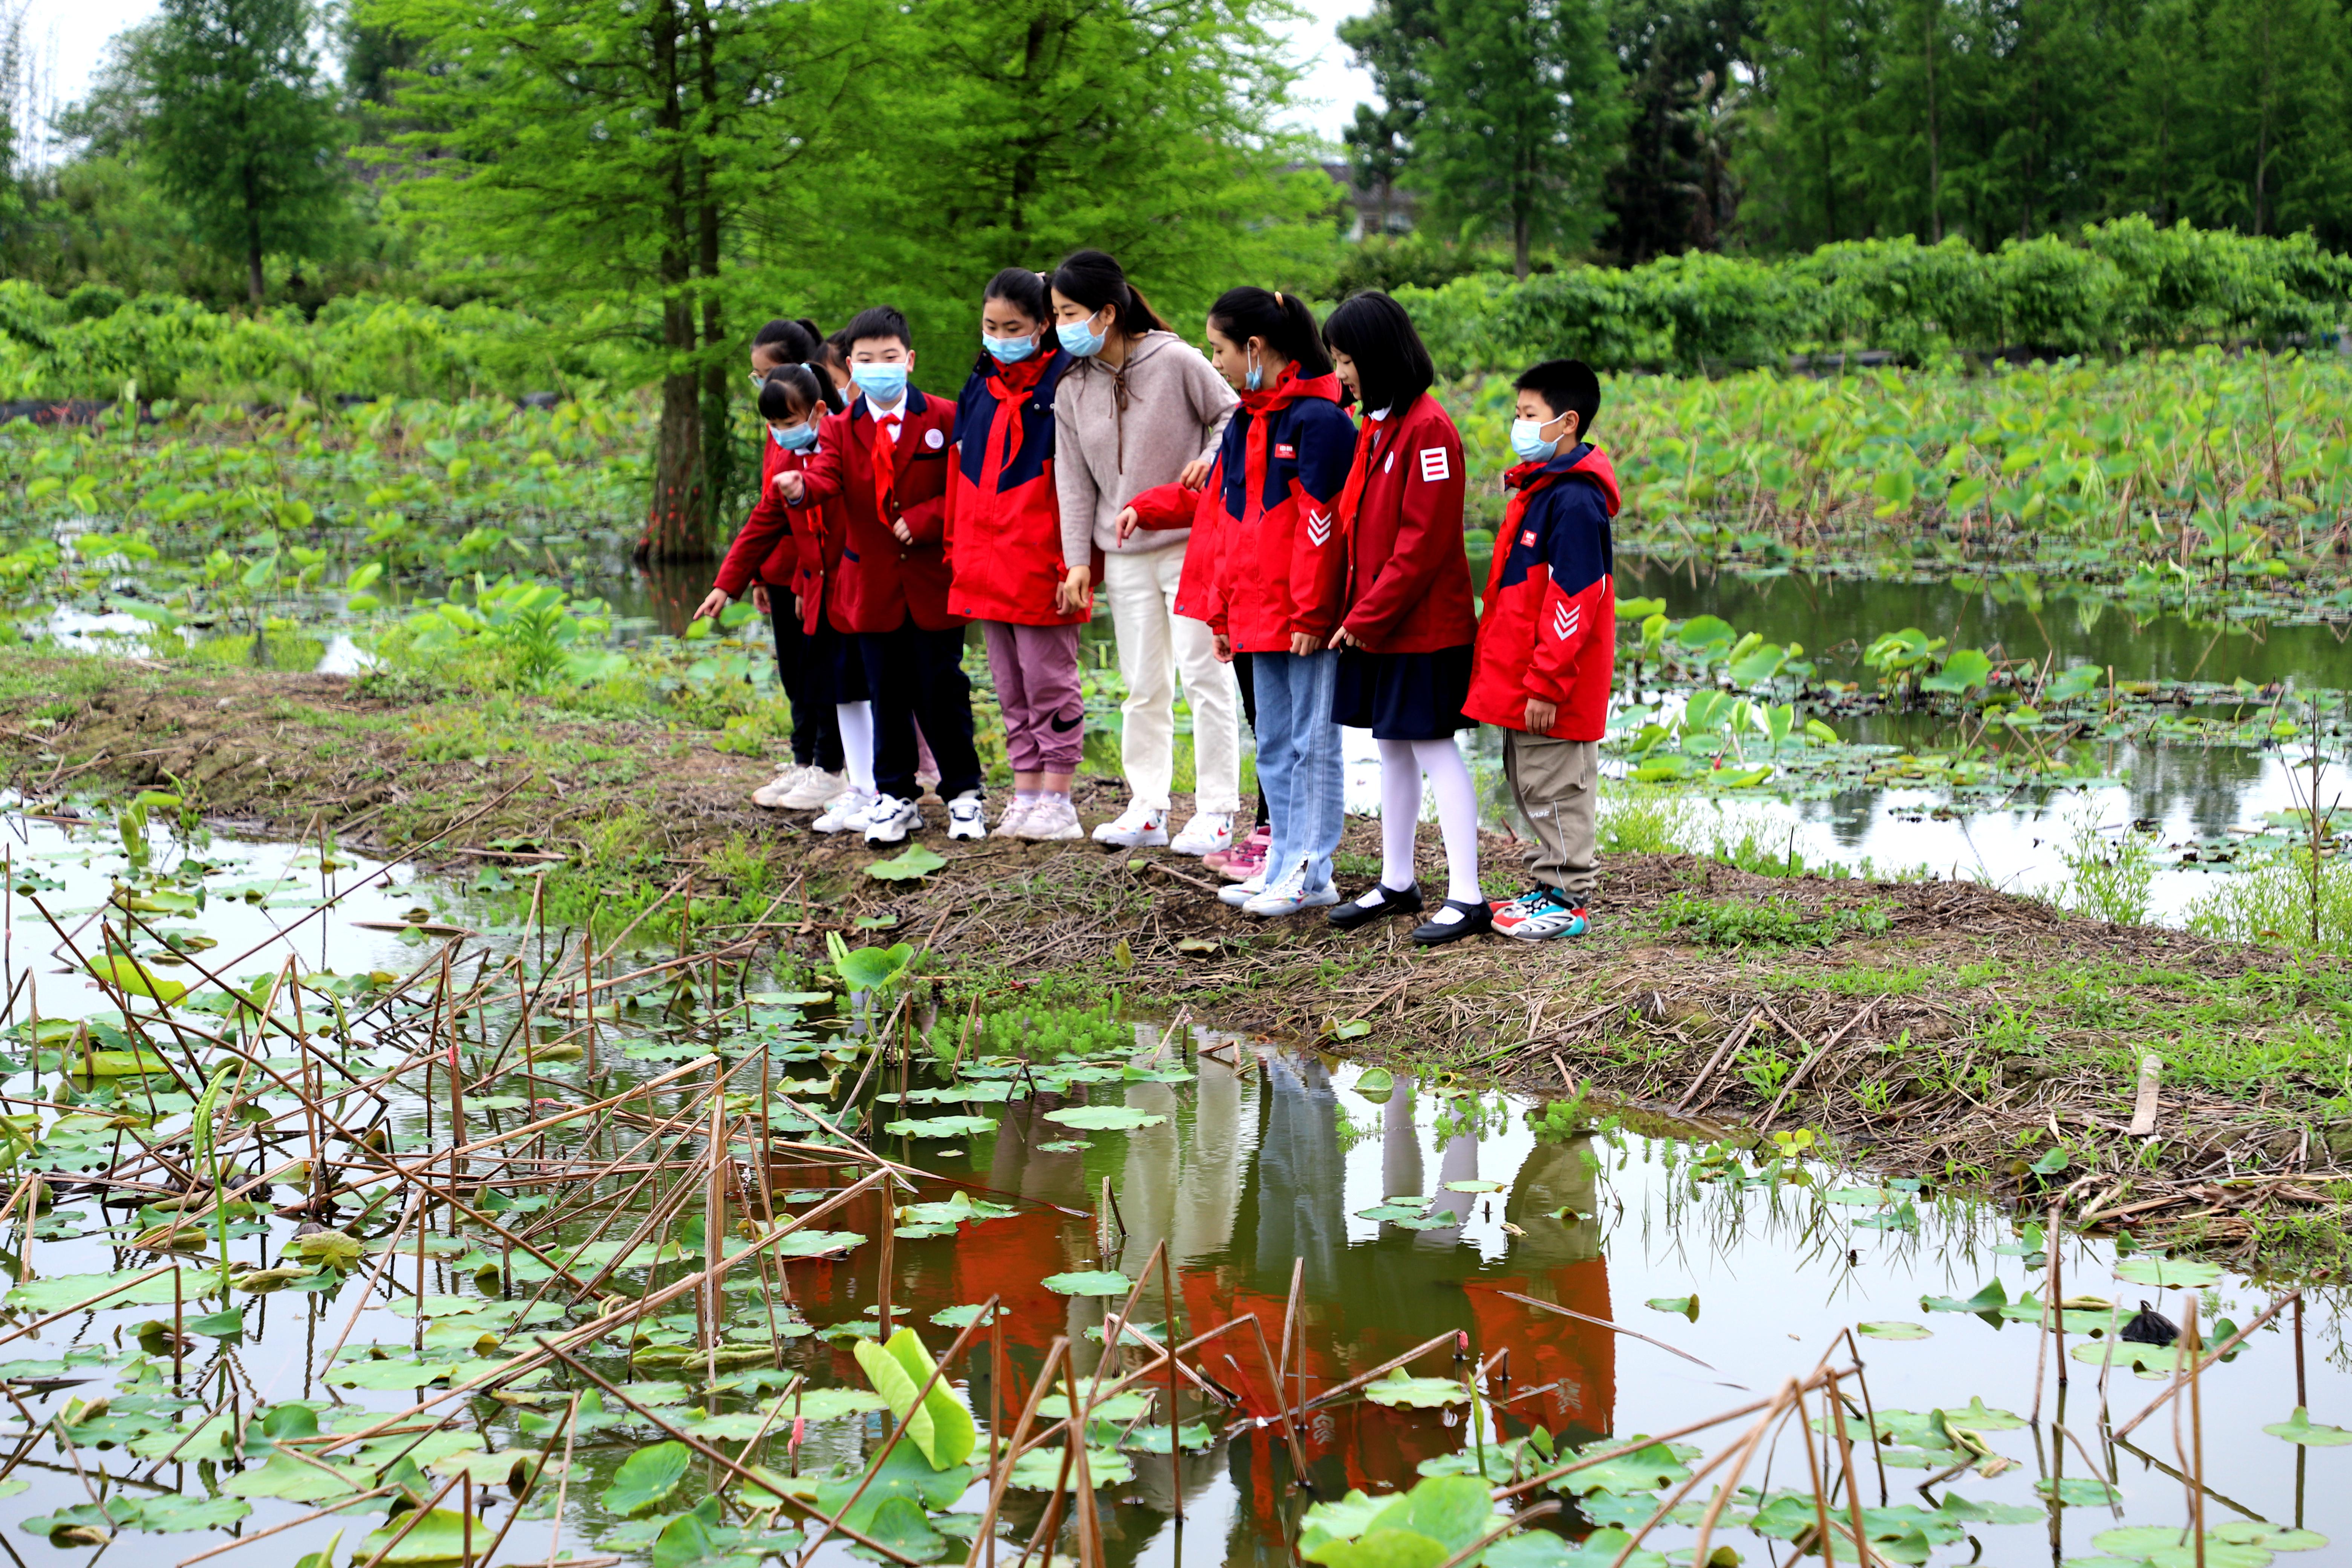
[[1274, 291, 1285, 307]]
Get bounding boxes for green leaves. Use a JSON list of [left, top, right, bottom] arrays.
[[1042, 1106, 1168, 1131], [1040, 1269, 1134, 1297], [827, 937, 914, 994], [2263, 1407, 2352, 1445], [2113, 1256, 2222, 1288], [868, 845, 947, 882], [1920, 1278, 2009, 1315], [851, 1328, 977, 1470], [1360, 1369, 1469, 1408], [604, 1441, 693, 1516], [1554, 1440, 1693, 1495]]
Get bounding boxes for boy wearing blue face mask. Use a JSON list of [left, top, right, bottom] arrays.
[[775, 306, 986, 848], [1462, 359, 1618, 941]]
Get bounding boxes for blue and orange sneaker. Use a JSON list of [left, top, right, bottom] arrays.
[[1490, 886, 1589, 940]]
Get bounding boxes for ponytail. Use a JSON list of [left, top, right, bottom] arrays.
[[1050, 249, 1171, 338], [1208, 286, 1332, 380], [759, 363, 839, 420]]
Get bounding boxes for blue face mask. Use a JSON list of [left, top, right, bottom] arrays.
[[770, 420, 818, 452], [1510, 416, 1561, 463], [1245, 346, 1264, 394], [1057, 314, 1107, 358], [983, 333, 1037, 364], [851, 361, 909, 404]]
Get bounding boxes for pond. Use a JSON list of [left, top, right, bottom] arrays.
[[0, 807, 2338, 1568]]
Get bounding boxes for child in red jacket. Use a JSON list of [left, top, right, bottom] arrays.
[[1317, 291, 1488, 945], [1126, 288, 1355, 917], [776, 305, 984, 847], [691, 320, 869, 813], [1462, 359, 1617, 941], [947, 269, 1086, 842]]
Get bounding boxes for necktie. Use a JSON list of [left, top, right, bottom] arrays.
[[871, 414, 899, 533]]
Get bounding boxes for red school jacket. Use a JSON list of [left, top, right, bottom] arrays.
[[791, 389, 959, 634], [1332, 393, 1477, 655], [712, 437, 839, 633], [1461, 443, 1620, 741], [1127, 369, 1353, 653], [945, 346, 1084, 626]]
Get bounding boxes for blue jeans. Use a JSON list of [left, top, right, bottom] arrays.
[[1247, 649, 1344, 893]]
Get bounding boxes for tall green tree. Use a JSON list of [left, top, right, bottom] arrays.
[[142, 0, 348, 302], [364, 0, 874, 560], [1600, 0, 1753, 259], [1410, 0, 1631, 275], [1338, 0, 1440, 233], [829, 0, 1329, 349]]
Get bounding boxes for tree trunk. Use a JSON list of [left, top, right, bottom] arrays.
[[1924, 0, 1941, 242], [637, 0, 707, 564], [247, 244, 265, 305], [691, 0, 732, 539]]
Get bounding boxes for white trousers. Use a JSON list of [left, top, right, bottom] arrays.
[[1102, 546, 1242, 813]]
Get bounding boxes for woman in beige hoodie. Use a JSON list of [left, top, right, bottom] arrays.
[[1049, 249, 1243, 855]]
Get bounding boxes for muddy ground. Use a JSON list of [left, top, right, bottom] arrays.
[[7, 655, 2347, 1269]]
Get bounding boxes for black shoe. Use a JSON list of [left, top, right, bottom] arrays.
[[1326, 884, 1424, 930], [1411, 899, 1494, 945]]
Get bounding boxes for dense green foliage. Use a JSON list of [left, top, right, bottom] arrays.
[[1398, 219, 2352, 372]]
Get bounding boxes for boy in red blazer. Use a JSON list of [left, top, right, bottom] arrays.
[[1461, 359, 1617, 940], [778, 306, 983, 846]]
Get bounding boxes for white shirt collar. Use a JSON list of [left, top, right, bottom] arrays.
[[1367, 406, 1392, 421], [866, 393, 907, 421]]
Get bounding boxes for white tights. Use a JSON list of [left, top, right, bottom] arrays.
[[1367, 736, 1482, 909], [836, 701, 876, 793]]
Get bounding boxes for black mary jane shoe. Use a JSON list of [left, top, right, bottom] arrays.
[[1327, 883, 1424, 931], [1411, 898, 1495, 945]]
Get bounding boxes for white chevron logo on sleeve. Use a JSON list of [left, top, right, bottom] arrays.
[[1305, 509, 1332, 546], [1552, 602, 1578, 641]]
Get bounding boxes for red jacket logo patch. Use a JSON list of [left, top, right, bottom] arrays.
[[1274, 443, 1296, 459]]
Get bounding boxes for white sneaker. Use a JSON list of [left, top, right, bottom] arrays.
[[863, 794, 923, 846], [1243, 859, 1339, 917], [1019, 797, 1083, 840], [1169, 812, 1233, 857], [946, 793, 986, 841], [996, 798, 1038, 838], [1092, 802, 1169, 848], [812, 789, 878, 834], [752, 765, 808, 809], [777, 768, 847, 810], [1217, 869, 1268, 908]]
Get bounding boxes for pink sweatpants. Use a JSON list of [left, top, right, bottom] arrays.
[[983, 621, 1084, 774]]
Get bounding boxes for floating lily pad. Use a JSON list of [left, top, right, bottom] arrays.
[[1042, 1106, 1168, 1131], [2113, 1256, 2222, 1288], [604, 1440, 692, 1515], [1858, 1321, 1932, 1340], [1361, 1369, 1469, 1408], [1040, 1270, 1134, 1297], [2263, 1407, 2352, 1446], [882, 1115, 998, 1138], [2039, 1477, 2122, 1506], [1645, 1295, 1698, 1320], [1443, 1180, 1502, 1193], [2213, 1523, 2328, 1552], [1008, 1446, 1132, 1490], [1921, 1279, 2008, 1314]]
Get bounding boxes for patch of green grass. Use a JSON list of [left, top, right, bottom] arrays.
[[1657, 892, 1893, 949]]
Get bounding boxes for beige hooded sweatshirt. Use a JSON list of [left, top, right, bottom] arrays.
[[1054, 330, 1239, 567]]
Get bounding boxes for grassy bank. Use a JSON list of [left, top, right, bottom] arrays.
[[7, 649, 2347, 1270]]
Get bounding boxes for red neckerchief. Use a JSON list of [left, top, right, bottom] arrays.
[[975, 344, 1058, 503], [1238, 366, 1342, 519]]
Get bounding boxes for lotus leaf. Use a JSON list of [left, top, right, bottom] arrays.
[[1361, 1369, 1468, 1408], [1042, 1106, 1168, 1131]]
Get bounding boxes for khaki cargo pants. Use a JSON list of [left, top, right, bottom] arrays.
[[1502, 732, 1599, 902]]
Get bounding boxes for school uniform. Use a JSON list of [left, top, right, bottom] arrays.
[[947, 345, 1084, 776], [1328, 395, 1478, 739], [710, 434, 853, 771], [1462, 442, 1620, 900], [1140, 367, 1354, 897], [793, 388, 982, 803]]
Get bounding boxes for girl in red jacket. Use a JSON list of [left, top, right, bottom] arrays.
[[1317, 291, 1488, 945], [1125, 288, 1355, 917], [692, 320, 870, 812], [947, 269, 1085, 841]]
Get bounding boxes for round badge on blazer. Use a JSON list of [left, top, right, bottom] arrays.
[[925, 428, 944, 449]]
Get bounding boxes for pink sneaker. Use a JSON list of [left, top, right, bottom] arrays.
[[1212, 824, 1272, 883]]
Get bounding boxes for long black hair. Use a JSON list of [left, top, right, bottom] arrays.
[[1049, 250, 1170, 337], [1321, 290, 1433, 415], [759, 362, 840, 420], [1208, 286, 1333, 380]]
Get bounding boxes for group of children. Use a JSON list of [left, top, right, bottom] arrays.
[[693, 253, 1618, 944]]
